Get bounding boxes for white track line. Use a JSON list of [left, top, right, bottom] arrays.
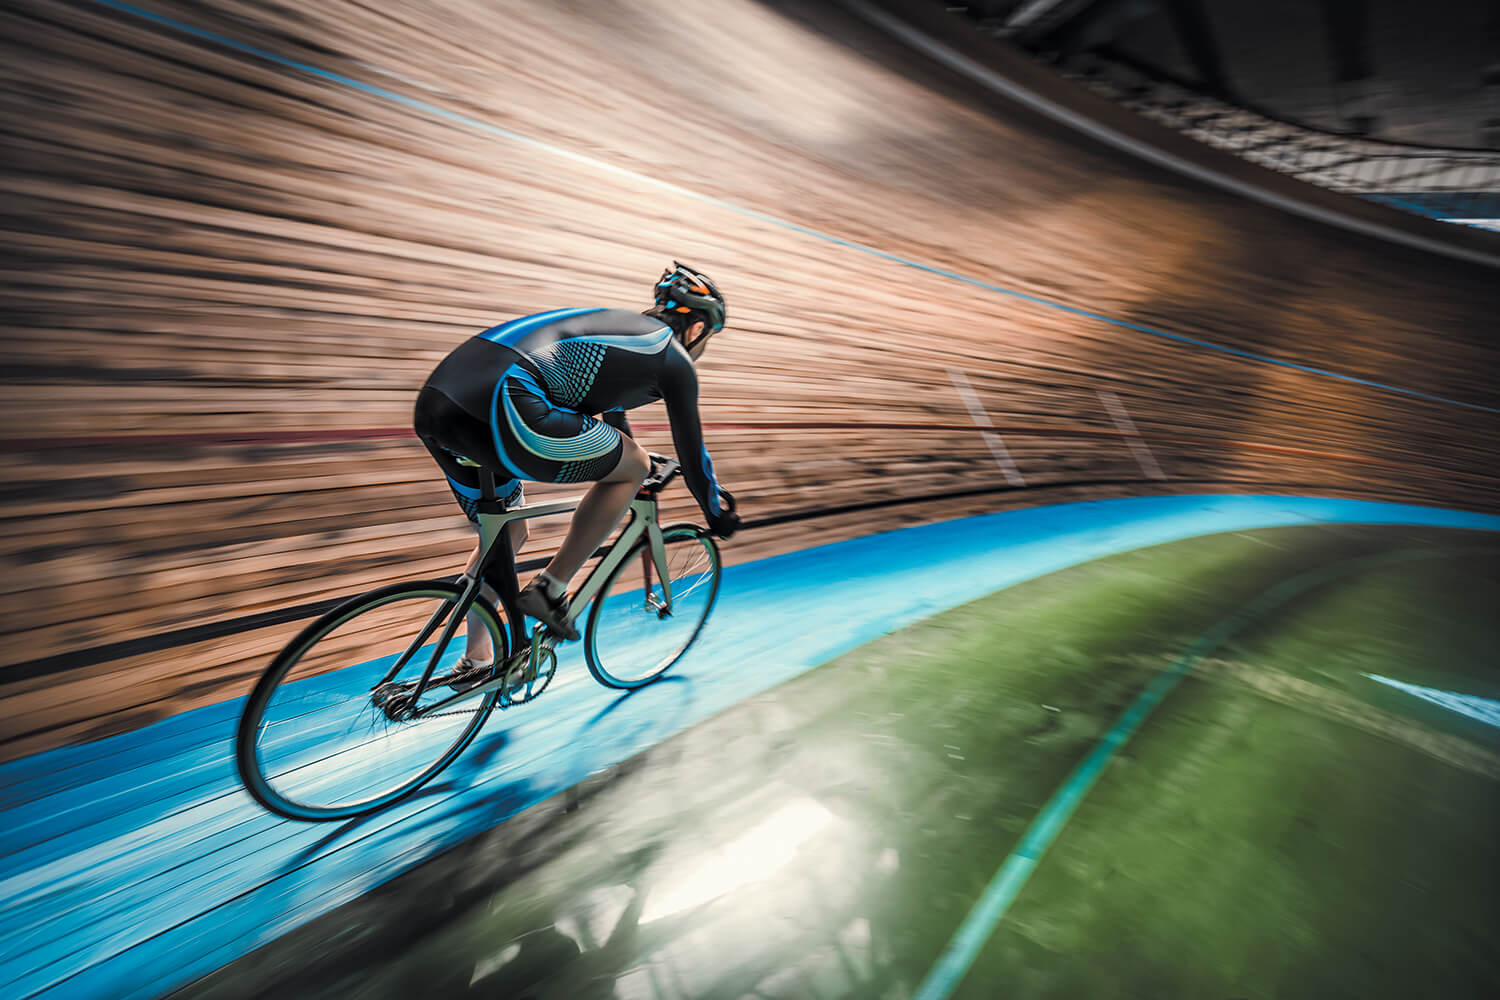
[[1097, 389, 1166, 479], [948, 370, 1026, 486]]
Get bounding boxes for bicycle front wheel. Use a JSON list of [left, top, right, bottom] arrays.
[[236, 579, 508, 821], [584, 525, 721, 688]]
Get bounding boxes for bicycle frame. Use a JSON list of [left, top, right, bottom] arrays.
[[381, 484, 675, 718]]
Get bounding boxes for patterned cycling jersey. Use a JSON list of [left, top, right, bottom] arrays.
[[422, 307, 723, 517]]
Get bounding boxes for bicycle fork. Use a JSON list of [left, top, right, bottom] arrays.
[[641, 514, 674, 616]]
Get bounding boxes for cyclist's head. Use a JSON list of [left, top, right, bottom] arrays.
[[645, 261, 725, 359]]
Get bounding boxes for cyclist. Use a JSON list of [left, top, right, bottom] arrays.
[[413, 262, 741, 667]]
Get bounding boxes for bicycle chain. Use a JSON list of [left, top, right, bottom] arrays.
[[426, 707, 490, 719], [422, 669, 516, 719], [422, 657, 549, 718], [406, 632, 560, 720]]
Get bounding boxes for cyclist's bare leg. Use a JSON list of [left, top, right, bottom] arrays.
[[538, 437, 650, 587], [460, 519, 527, 664]]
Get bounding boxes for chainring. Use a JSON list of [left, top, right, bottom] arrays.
[[499, 646, 557, 707]]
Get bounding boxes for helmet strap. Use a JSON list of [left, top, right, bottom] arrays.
[[682, 324, 713, 354]]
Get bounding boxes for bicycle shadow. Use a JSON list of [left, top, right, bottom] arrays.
[[269, 728, 516, 870], [452, 723, 513, 775], [576, 675, 698, 756], [585, 674, 691, 725], [268, 672, 701, 876]]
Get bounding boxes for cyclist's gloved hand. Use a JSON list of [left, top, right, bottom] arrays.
[[707, 507, 741, 540]]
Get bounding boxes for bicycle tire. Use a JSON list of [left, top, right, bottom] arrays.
[[236, 579, 508, 821], [583, 525, 721, 689]]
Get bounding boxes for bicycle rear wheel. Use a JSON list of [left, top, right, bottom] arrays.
[[236, 579, 508, 821], [584, 525, 721, 688]]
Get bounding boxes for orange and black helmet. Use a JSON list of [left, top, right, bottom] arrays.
[[653, 261, 726, 334]]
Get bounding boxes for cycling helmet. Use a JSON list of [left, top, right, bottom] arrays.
[[653, 261, 726, 335]]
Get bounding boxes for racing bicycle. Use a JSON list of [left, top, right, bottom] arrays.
[[235, 455, 725, 821]]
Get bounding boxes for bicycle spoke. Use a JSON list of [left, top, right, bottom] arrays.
[[238, 583, 506, 820], [585, 528, 720, 688]]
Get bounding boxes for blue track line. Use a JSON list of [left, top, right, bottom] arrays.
[[82, 0, 1500, 417]]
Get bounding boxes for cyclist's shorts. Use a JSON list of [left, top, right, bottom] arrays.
[[413, 386, 523, 523], [490, 364, 625, 485], [414, 342, 624, 520]]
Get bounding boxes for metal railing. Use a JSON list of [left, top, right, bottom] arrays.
[[1055, 56, 1500, 231]]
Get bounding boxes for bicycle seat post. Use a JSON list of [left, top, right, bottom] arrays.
[[475, 471, 502, 559], [473, 470, 522, 617]]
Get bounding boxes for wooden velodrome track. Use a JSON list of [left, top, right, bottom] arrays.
[[2, 0, 1498, 763]]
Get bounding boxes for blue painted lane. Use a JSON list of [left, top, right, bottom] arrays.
[[2, 495, 1499, 998]]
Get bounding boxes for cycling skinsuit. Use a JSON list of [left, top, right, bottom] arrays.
[[413, 307, 723, 522]]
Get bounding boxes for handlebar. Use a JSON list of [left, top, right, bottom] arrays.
[[640, 454, 737, 520], [638, 453, 682, 496]]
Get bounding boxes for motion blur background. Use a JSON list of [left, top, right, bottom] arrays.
[[4, 0, 1497, 761], [1, 1, 1498, 998]]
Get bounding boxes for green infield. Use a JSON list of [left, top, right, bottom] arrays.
[[180, 523, 1499, 1000], [954, 538, 1500, 999]]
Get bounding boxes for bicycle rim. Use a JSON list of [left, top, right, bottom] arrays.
[[236, 580, 507, 821], [584, 526, 720, 688]]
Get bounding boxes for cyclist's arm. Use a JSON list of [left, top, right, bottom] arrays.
[[601, 408, 633, 438], [659, 349, 722, 518]]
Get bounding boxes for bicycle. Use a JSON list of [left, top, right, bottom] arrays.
[[235, 454, 726, 822]]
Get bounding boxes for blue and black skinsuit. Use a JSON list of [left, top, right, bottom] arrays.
[[413, 307, 724, 525]]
